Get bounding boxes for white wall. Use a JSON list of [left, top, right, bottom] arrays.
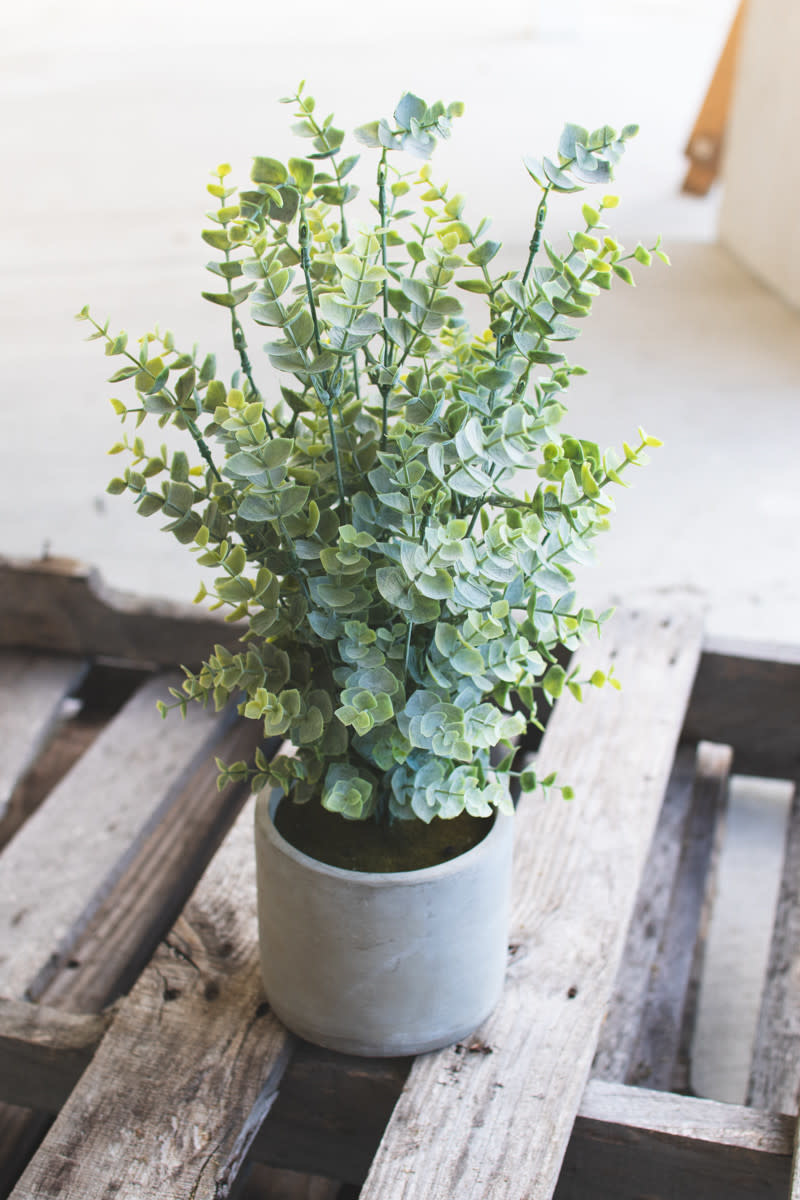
[[720, 0, 800, 308]]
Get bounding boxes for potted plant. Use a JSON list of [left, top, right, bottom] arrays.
[[78, 85, 665, 1056]]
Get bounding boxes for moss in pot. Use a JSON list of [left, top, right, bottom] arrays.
[[79, 85, 665, 1053]]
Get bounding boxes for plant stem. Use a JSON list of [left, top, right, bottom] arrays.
[[326, 405, 347, 512], [522, 189, 550, 285], [224, 249, 274, 439], [299, 207, 324, 358], [377, 152, 393, 449]]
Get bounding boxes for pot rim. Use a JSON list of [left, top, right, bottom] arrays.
[[256, 787, 513, 888]]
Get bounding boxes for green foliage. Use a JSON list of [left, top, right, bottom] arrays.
[[79, 87, 665, 829]]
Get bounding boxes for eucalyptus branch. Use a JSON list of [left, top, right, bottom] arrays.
[[222, 255, 274, 440], [84, 311, 222, 482], [298, 206, 324, 357], [377, 152, 392, 448]]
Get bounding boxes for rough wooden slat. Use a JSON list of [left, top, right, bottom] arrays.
[[358, 606, 703, 1200], [556, 1078, 792, 1200], [685, 638, 800, 777], [36, 720, 269, 1012], [0, 556, 242, 668], [0, 672, 232, 999], [10, 795, 294, 1200], [0, 651, 87, 831], [747, 780, 800, 1114], [0, 999, 110, 1112], [0, 719, 262, 1200], [592, 744, 696, 1083], [626, 740, 732, 1091]]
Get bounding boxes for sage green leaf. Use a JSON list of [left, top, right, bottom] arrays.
[[288, 157, 314, 192], [467, 241, 501, 267], [542, 664, 566, 698], [452, 645, 485, 675], [612, 264, 635, 285], [251, 156, 288, 186], [201, 229, 231, 251], [415, 569, 453, 600], [522, 155, 547, 187], [318, 293, 354, 326], [456, 278, 493, 295], [543, 157, 581, 193]]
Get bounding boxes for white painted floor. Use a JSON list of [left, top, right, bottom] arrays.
[[2, 0, 797, 1108]]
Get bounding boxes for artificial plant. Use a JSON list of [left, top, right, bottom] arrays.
[[78, 85, 665, 827]]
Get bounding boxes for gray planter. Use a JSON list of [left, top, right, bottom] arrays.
[[254, 790, 514, 1056]]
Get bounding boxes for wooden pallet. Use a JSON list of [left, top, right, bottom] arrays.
[[1, 555, 798, 1200]]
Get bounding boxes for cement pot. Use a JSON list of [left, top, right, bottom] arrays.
[[254, 790, 514, 1057]]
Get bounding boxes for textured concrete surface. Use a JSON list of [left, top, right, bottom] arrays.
[[2, 0, 797, 1108]]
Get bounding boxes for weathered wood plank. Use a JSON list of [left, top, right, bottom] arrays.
[[37, 719, 269, 1012], [0, 717, 262, 1199], [747, 779, 800, 1114], [685, 637, 800, 777], [556, 1078, 793, 1200], [0, 998, 110, 1112], [0, 651, 87, 831], [0, 556, 242, 667], [626, 740, 732, 1091], [592, 744, 696, 1083], [0, 672, 232, 999], [10, 795, 294, 1200], [358, 606, 703, 1200]]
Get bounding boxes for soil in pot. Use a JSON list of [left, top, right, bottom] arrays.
[[274, 795, 494, 873]]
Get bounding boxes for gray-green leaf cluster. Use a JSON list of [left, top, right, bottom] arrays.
[[80, 84, 664, 828]]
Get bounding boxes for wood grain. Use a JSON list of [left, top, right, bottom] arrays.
[[37, 720, 270, 1012], [0, 651, 87, 829], [358, 606, 704, 1200], [10, 795, 294, 1200], [684, 637, 800, 777], [0, 556, 243, 668], [557, 1078, 792, 1200], [592, 744, 696, 1083], [0, 672, 231, 999], [748, 780, 800, 1114], [0, 998, 110, 1112], [626, 740, 732, 1091]]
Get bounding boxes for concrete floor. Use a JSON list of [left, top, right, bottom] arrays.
[[2, 0, 797, 1107]]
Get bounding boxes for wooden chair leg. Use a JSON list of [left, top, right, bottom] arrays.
[[682, 1, 748, 196]]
